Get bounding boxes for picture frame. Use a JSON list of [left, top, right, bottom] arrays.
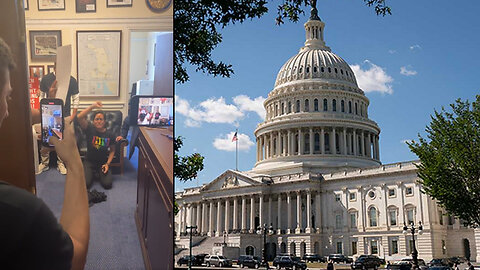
[[29, 65, 45, 79], [24, 0, 29, 10], [76, 31, 122, 97], [37, 0, 65, 11], [107, 0, 132, 7], [76, 0, 96, 13], [47, 65, 55, 74], [29, 30, 62, 62]]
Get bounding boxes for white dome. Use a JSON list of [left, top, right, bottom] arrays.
[[274, 49, 358, 89]]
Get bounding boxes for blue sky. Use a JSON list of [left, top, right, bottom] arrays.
[[175, 0, 480, 192]]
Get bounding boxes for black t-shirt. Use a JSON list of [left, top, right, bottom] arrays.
[[85, 122, 116, 166], [0, 181, 73, 269], [40, 73, 79, 117]]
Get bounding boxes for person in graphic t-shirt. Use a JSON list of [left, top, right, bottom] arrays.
[[77, 101, 116, 189]]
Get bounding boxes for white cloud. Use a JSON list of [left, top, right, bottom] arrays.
[[388, 49, 397, 54], [400, 66, 417, 76], [175, 95, 244, 126], [233, 95, 266, 119], [176, 95, 266, 127], [350, 60, 394, 94], [409, 44, 421, 51], [213, 132, 255, 152]]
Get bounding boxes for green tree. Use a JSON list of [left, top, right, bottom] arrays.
[[174, 136, 205, 215], [408, 95, 480, 227], [175, 0, 391, 83]]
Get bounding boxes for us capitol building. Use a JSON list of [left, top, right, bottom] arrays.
[[175, 7, 480, 262]]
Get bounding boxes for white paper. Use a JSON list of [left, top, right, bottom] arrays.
[[55, 45, 72, 103]]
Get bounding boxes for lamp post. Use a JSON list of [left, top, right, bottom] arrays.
[[186, 225, 197, 270], [257, 223, 274, 269], [403, 221, 423, 270]]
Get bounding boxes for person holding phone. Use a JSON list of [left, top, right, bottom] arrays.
[[77, 102, 116, 189], [37, 60, 80, 175], [0, 37, 89, 270]]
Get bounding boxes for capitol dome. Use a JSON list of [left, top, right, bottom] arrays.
[[253, 8, 381, 175]]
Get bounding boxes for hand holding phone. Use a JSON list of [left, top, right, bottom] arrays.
[[40, 98, 64, 147]]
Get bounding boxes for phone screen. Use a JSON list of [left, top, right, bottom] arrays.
[[41, 103, 63, 146]]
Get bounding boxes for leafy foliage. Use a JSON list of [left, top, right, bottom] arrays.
[[174, 0, 391, 83], [174, 136, 205, 181], [408, 95, 480, 227]]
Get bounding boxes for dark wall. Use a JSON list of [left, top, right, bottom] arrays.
[[0, 0, 36, 192]]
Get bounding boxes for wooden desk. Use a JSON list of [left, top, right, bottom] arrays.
[[135, 127, 173, 270]]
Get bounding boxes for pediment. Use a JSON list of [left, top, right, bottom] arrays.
[[201, 170, 261, 192]]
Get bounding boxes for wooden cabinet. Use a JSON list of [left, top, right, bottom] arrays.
[[135, 127, 173, 270]]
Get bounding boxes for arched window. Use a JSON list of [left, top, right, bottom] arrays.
[[288, 101, 292, 113], [281, 242, 287, 253], [341, 100, 345, 112], [281, 102, 285, 115], [323, 99, 328, 111], [328, 67, 331, 73], [314, 99, 319, 111], [369, 207, 378, 227], [295, 134, 299, 153], [335, 68, 338, 73], [290, 242, 296, 256], [275, 104, 278, 116], [332, 99, 337, 112], [296, 100, 300, 113], [273, 138, 277, 156], [246, 246, 255, 255], [321, 67, 325, 72], [314, 133, 320, 152], [349, 101, 352, 113], [304, 134, 310, 154], [335, 133, 340, 153], [324, 133, 330, 153], [313, 66, 317, 72], [355, 102, 358, 115], [304, 99, 309, 112]]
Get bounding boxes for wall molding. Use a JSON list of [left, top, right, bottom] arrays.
[[26, 17, 172, 31]]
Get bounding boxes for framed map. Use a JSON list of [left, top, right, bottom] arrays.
[[76, 31, 121, 97]]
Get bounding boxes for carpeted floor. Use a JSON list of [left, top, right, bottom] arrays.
[[36, 151, 145, 270]]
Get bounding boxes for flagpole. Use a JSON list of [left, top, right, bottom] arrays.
[[236, 128, 238, 171]]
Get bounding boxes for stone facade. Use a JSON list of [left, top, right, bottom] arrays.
[[175, 8, 480, 262]]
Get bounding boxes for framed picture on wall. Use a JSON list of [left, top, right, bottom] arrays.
[[76, 0, 96, 13], [76, 31, 121, 97], [47, 65, 55, 74], [37, 0, 65, 10], [24, 0, 29, 10], [107, 0, 132, 7], [29, 30, 62, 62], [29, 65, 45, 79]]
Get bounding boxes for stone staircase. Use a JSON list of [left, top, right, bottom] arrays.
[[175, 236, 223, 261]]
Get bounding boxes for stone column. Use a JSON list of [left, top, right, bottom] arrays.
[[382, 184, 388, 226], [233, 197, 238, 231], [283, 131, 287, 156], [296, 191, 302, 233], [320, 128, 325, 154], [260, 135, 264, 161], [361, 131, 365, 156], [287, 129, 292, 156], [306, 191, 312, 233], [277, 194, 282, 234], [287, 192, 292, 234], [209, 201, 214, 236], [353, 129, 357, 156], [216, 200, 222, 236], [202, 201, 207, 234], [332, 127, 336, 154], [268, 196, 273, 227], [225, 199, 230, 233], [186, 204, 192, 227], [417, 184, 424, 224], [376, 135, 380, 160], [343, 128, 347, 155], [250, 196, 256, 233], [315, 192, 321, 233], [309, 128, 314, 154], [277, 131, 281, 157], [298, 128, 303, 155], [196, 203, 202, 233], [398, 182, 405, 224], [178, 206, 183, 237], [270, 132, 274, 158], [259, 194, 264, 227], [475, 229, 480, 262], [242, 196, 247, 232], [357, 187, 364, 231]]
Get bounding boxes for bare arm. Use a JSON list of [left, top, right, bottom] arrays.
[[49, 118, 89, 270], [102, 147, 116, 174], [77, 101, 102, 130], [71, 93, 79, 118]]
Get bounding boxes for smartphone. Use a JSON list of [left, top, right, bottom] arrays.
[[40, 98, 64, 147]]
